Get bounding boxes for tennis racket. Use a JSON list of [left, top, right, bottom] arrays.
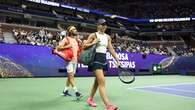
[[118, 66, 135, 84], [159, 56, 176, 69]]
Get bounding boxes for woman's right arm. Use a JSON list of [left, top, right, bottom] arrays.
[[82, 33, 98, 49]]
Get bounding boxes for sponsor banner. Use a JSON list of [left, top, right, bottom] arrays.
[[1, 43, 194, 77]]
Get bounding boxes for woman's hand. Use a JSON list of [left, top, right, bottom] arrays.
[[116, 61, 122, 67], [82, 33, 98, 49]]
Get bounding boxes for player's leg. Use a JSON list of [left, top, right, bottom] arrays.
[[63, 63, 75, 96], [95, 69, 118, 110], [86, 77, 98, 107], [94, 69, 109, 105], [63, 76, 72, 96], [69, 63, 83, 99], [90, 78, 98, 98], [62, 63, 71, 96]]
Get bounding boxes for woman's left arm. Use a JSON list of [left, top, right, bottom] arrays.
[[107, 35, 120, 64]]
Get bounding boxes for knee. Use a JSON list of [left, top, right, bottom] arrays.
[[97, 78, 105, 86], [67, 74, 74, 79]]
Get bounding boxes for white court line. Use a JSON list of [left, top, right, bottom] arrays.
[[128, 82, 195, 100], [128, 82, 195, 90], [132, 88, 195, 100], [154, 86, 195, 94]]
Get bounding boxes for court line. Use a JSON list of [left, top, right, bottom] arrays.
[[132, 88, 195, 100], [128, 82, 195, 89], [128, 82, 195, 100], [155, 86, 195, 94]]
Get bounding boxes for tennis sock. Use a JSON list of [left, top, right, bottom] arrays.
[[73, 86, 78, 93], [64, 86, 69, 92]]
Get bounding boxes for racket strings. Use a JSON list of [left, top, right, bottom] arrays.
[[118, 67, 135, 84], [120, 71, 133, 81]]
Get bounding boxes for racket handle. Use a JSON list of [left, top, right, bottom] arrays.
[[114, 60, 122, 68], [118, 65, 122, 69]]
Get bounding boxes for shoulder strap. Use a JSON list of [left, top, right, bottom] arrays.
[[94, 32, 97, 39], [94, 32, 99, 49]]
